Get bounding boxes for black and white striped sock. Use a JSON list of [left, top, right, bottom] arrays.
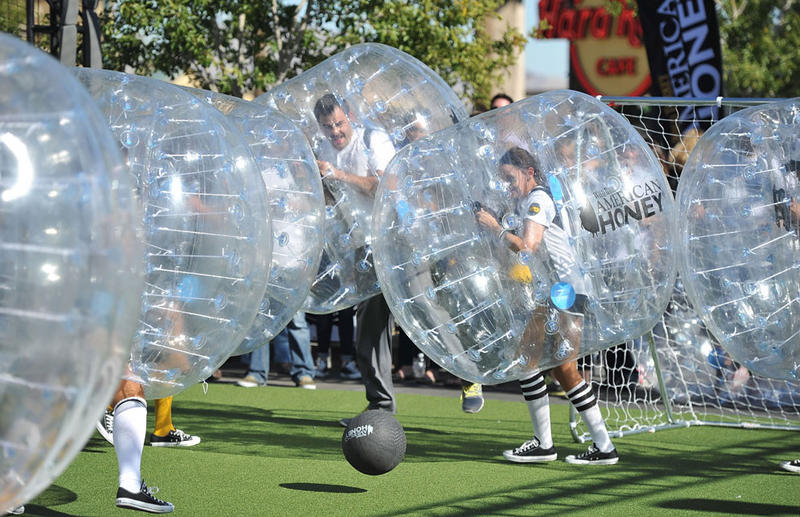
[[520, 372, 552, 449], [567, 380, 613, 452]]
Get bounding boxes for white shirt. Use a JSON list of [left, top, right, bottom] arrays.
[[520, 187, 587, 295], [317, 125, 395, 177]]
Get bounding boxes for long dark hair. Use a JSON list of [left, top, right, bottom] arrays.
[[499, 147, 544, 186]]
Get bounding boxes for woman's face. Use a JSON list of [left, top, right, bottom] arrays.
[[500, 163, 530, 198]]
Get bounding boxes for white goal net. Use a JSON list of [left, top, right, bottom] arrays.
[[569, 97, 800, 442]]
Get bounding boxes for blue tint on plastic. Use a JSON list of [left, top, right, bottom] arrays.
[[550, 282, 576, 310]]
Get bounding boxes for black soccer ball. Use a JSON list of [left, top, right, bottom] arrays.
[[341, 410, 406, 475]]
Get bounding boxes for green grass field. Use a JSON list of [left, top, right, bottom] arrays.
[[23, 383, 800, 516]]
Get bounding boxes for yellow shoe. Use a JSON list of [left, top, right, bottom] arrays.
[[460, 383, 485, 413]]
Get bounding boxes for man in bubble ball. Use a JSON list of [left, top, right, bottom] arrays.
[[106, 379, 174, 513], [475, 147, 619, 465], [313, 93, 398, 423]]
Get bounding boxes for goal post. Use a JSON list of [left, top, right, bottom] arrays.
[[569, 96, 800, 443]]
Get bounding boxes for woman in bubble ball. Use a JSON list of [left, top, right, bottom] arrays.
[[475, 147, 619, 465]]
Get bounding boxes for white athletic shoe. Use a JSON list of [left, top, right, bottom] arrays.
[[780, 459, 800, 473], [96, 408, 114, 445]]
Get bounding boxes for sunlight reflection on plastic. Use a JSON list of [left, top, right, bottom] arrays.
[[186, 88, 324, 353], [675, 99, 800, 381], [0, 34, 142, 512], [373, 90, 676, 384], [258, 43, 467, 313], [73, 69, 271, 398]]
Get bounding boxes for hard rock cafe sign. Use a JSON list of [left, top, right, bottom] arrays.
[[538, 0, 651, 96]]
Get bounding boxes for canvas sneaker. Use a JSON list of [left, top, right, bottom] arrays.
[[503, 437, 557, 463], [236, 374, 265, 388], [565, 443, 619, 465], [295, 375, 317, 390], [460, 383, 485, 414], [780, 459, 800, 473], [116, 481, 174, 513], [7, 506, 24, 515], [149, 429, 200, 447], [96, 408, 114, 445], [339, 359, 362, 380]]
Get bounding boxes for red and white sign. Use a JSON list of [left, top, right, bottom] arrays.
[[538, 0, 651, 96]]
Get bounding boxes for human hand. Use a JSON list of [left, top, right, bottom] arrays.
[[476, 209, 501, 232], [316, 160, 339, 180]]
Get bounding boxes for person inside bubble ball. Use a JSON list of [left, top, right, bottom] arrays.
[[312, 92, 399, 424], [314, 93, 394, 195], [475, 146, 619, 465]]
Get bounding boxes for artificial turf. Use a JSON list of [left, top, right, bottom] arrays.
[[23, 382, 800, 516]]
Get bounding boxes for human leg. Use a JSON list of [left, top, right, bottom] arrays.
[[112, 382, 147, 494], [237, 340, 269, 387], [551, 360, 618, 464], [287, 312, 316, 389], [355, 295, 395, 412], [150, 396, 200, 447], [314, 312, 334, 376], [111, 379, 173, 513], [396, 327, 415, 381], [337, 307, 361, 379], [502, 371, 557, 463]]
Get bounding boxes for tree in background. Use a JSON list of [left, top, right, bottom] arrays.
[[716, 0, 800, 98], [100, 0, 525, 107], [0, 2, 26, 36]]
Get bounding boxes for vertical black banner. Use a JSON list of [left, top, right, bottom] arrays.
[[636, 0, 724, 133]]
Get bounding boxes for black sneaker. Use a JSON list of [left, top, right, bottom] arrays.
[[502, 438, 557, 463], [96, 408, 114, 445], [780, 459, 800, 473], [116, 481, 174, 513], [149, 429, 200, 447], [565, 443, 619, 465]]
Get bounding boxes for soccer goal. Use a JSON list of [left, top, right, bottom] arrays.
[[569, 96, 800, 442]]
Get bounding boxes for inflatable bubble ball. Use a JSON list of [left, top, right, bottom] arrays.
[[629, 278, 800, 409], [0, 34, 142, 511], [258, 43, 468, 313], [341, 410, 406, 475], [185, 88, 325, 354], [73, 69, 272, 398], [675, 98, 800, 381], [373, 90, 676, 384]]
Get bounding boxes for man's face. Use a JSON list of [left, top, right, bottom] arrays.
[[318, 107, 353, 151]]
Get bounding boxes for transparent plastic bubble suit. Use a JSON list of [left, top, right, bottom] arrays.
[[373, 90, 676, 384], [632, 278, 800, 407], [0, 34, 142, 511], [73, 69, 271, 398], [675, 98, 800, 381], [186, 88, 325, 353], [258, 43, 467, 313]]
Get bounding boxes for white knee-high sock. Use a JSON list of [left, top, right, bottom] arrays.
[[113, 397, 147, 492], [566, 381, 613, 452], [520, 372, 552, 449]]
